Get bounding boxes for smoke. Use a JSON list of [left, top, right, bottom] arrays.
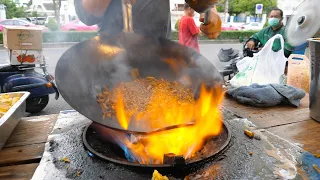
[[98, 51, 134, 88]]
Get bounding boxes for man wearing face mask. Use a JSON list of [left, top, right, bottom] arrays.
[[247, 8, 295, 58]]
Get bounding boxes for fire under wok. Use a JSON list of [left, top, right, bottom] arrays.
[[55, 33, 223, 133], [55, 1, 223, 134]]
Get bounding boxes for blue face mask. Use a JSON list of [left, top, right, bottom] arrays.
[[268, 18, 280, 27]]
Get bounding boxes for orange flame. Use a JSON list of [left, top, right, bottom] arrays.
[[114, 93, 130, 130], [113, 81, 224, 164], [163, 58, 186, 73]]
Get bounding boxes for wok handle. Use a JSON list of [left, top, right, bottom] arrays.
[[122, 0, 133, 32], [203, 9, 210, 25]]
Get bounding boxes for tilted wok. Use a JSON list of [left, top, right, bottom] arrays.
[[55, 0, 223, 133]]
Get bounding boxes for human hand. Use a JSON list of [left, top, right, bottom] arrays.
[[199, 7, 222, 39], [82, 0, 136, 17], [247, 41, 256, 50]]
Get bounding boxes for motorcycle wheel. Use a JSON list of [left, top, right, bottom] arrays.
[[26, 95, 49, 113]]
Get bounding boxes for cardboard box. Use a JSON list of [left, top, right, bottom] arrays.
[[9, 50, 43, 65], [3, 26, 43, 50]]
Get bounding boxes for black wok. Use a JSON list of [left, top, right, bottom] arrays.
[[55, 0, 223, 133]]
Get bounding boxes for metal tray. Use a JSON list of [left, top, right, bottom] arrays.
[[0, 92, 30, 150]]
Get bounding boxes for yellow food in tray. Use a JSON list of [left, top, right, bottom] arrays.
[[152, 170, 169, 180], [0, 94, 22, 118]]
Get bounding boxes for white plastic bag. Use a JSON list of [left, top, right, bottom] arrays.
[[230, 34, 287, 87], [251, 34, 287, 85], [230, 56, 258, 87], [236, 56, 254, 72]]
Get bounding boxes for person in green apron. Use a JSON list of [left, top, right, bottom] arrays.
[[247, 8, 295, 58]]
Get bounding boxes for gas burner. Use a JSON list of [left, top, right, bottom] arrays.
[[82, 122, 231, 168]]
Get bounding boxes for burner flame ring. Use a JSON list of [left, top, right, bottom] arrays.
[[82, 122, 231, 169]]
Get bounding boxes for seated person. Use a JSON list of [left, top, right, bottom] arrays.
[[247, 8, 295, 58]]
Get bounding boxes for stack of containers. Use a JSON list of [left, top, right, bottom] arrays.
[[2, 26, 43, 65]]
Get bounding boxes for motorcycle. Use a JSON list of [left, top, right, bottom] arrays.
[[0, 57, 59, 113], [219, 40, 259, 80]]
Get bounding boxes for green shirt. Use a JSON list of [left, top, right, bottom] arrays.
[[250, 25, 295, 58]]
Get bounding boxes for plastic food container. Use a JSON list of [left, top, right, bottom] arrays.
[[287, 54, 310, 93], [0, 92, 30, 150]]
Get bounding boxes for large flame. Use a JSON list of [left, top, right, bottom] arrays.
[[113, 82, 224, 164]]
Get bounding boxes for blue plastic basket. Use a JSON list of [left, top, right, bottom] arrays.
[[293, 42, 307, 55]]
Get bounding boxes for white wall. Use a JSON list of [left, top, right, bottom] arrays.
[[0, 4, 6, 20], [15, 0, 30, 6], [32, 0, 43, 5], [170, 0, 184, 10]]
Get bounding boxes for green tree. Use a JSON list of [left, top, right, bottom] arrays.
[[45, 17, 59, 31], [175, 19, 180, 31], [217, 0, 277, 15], [232, 0, 277, 15], [0, 0, 26, 18], [31, 11, 38, 17], [52, 0, 61, 24], [216, 0, 235, 14]]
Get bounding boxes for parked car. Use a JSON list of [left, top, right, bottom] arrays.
[[61, 20, 98, 31], [15, 18, 32, 23], [32, 17, 47, 25], [222, 24, 243, 31], [241, 22, 263, 30], [0, 19, 48, 31]]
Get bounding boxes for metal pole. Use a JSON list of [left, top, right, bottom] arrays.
[[224, 0, 229, 23], [122, 0, 133, 33]]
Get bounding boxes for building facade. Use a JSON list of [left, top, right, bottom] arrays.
[[26, 0, 76, 23], [14, 0, 30, 7]]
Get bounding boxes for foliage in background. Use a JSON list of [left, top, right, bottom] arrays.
[[232, 0, 277, 15], [216, 0, 231, 14], [175, 19, 180, 31], [0, 31, 258, 44], [45, 18, 60, 31], [217, 0, 277, 15], [216, 5, 224, 13], [0, 0, 26, 18], [31, 11, 39, 17], [52, 0, 62, 24]]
